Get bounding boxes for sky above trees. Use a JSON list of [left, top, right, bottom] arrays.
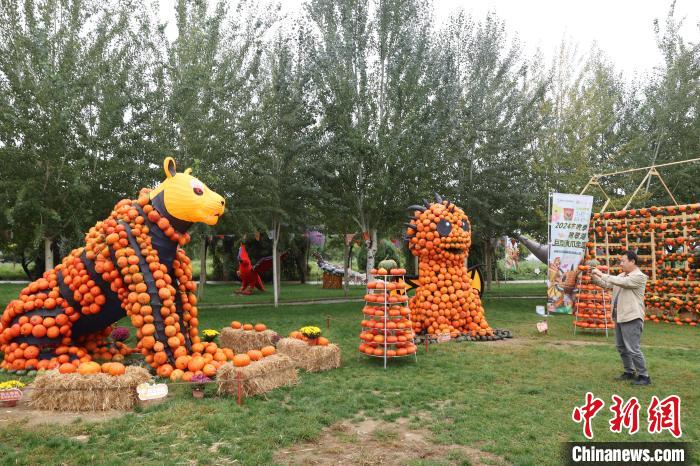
[[155, 0, 700, 78]]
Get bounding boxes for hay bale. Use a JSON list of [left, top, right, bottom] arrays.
[[217, 354, 297, 397], [276, 338, 341, 372], [219, 328, 278, 353], [29, 366, 152, 412]]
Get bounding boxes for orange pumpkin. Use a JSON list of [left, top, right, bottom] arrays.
[[247, 350, 263, 361], [260, 346, 276, 357], [58, 363, 77, 374], [233, 354, 251, 367], [202, 363, 217, 377], [108, 362, 126, 376], [254, 323, 267, 332], [187, 356, 206, 372], [77, 361, 101, 375]]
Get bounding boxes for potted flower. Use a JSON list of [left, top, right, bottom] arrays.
[[0, 380, 25, 407], [300, 326, 322, 346], [202, 329, 219, 343], [190, 374, 210, 399]]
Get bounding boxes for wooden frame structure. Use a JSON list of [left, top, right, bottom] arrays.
[[579, 157, 700, 212], [577, 157, 700, 328]]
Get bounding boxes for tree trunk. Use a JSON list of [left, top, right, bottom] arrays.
[[365, 229, 378, 281], [298, 236, 309, 284], [484, 239, 493, 292], [304, 235, 311, 283], [198, 237, 207, 301], [272, 222, 281, 308], [221, 237, 233, 281], [44, 237, 54, 272], [343, 235, 350, 297], [20, 253, 33, 280]]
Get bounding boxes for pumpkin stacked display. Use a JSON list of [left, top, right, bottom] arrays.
[[573, 264, 614, 333], [0, 158, 233, 379], [584, 203, 700, 327], [405, 195, 498, 339], [359, 260, 417, 367]]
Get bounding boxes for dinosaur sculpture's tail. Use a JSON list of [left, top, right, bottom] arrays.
[[518, 235, 548, 264]]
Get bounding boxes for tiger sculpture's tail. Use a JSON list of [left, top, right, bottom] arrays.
[[0, 158, 228, 379]]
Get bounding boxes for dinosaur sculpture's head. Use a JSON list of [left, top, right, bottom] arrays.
[[406, 194, 472, 262], [149, 157, 225, 226], [238, 244, 252, 272]]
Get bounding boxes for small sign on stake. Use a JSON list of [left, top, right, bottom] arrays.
[[437, 332, 451, 343], [536, 320, 549, 334]]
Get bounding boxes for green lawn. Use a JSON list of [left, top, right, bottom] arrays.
[[0, 283, 26, 307], [0, 262, 26, 280], [485, 282, 546, 297], [198, 282, 365, 306], [190, 281, 545, 306], [0, 287, 697, 465], [0, 282, 546, 310]]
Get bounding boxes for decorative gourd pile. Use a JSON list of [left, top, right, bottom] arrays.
[[585, 204, 700, 327], [358, 264, 417, 362], [573, 265, 613, 330], [230, 346, 277, 367], [58, 361, 127, 376], [405, 195, 498, 339]]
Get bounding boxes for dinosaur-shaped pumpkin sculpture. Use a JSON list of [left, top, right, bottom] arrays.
[[406, 195, 504, 340], [0, 158, 232, 379]]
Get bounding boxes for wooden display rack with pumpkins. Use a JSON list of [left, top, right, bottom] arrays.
[[584, 204, 700, 327], [573, 262, 613, 335], [359, 259, 416, 368]]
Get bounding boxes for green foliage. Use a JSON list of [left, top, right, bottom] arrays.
[[0, 0, 160, 277], [0, 0, 697, 286], [356, 239, 402, 272]]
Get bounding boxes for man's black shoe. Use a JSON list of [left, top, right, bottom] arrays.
[[615, 372, 635, 381], [631, 375, 652, 385]]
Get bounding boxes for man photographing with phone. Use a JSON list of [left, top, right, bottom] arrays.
[[590, 251, 651, 386]]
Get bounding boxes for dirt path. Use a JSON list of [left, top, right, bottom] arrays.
[[274, 415, 509, 466]]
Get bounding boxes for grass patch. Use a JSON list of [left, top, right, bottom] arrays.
[[0, 262, 27, 280], [197, 282, 365, 306], [485, 282, 546, 297], [0, 287, 697, 465]]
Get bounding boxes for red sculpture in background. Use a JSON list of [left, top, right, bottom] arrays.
[[235, 244, 287, 295]]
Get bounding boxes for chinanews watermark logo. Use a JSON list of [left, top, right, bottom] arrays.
[[563, 392, 691, 465]]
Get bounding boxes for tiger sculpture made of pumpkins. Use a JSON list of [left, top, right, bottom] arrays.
[[406, 195, 499, 339], [0, 158, 232, 380]]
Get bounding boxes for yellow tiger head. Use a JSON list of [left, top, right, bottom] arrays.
[[149, 157, 225, 226]]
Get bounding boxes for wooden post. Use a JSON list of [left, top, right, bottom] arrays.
[[236, 371, 243, 406], [604, 220, 610, 271], [198, 237, 207, 301], [650, 226, 657, 282]]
